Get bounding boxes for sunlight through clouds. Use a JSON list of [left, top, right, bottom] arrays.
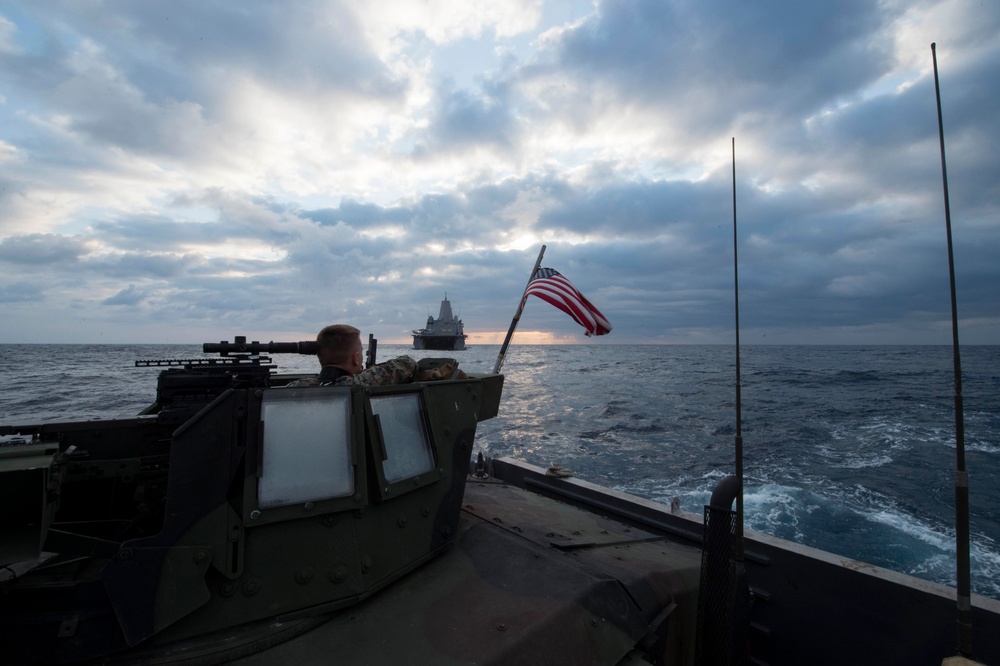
[[352, 0, 543, 49], [0, 0, 996, 344]]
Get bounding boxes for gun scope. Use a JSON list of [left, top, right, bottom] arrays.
[[203, 336, 319, 356]]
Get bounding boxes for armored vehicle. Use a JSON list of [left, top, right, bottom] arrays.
[[2, 337, 1000, 665], [0, 337, 697, 664]]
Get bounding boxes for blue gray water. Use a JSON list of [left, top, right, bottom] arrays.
[[1, 343, 997, 600]]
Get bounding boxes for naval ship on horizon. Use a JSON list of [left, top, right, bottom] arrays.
[[412, 295, 468, 351]]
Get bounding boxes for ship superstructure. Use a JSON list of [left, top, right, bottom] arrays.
[[412, 295, 467, 350]]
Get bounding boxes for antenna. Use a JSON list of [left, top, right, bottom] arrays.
[[732, 137, 744, 553], [931, 42, 972, 659], [695, 141, 751, 663]]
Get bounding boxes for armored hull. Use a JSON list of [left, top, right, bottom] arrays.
[[0, 339, 499, 664], [413, 296, 467, 351], [412, 334, 467, 351]]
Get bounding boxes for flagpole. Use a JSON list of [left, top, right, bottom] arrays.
[[492, 244, 546, 374]]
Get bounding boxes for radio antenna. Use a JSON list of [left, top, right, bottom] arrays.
[[732, 137, 745, 551], [931, 42, 972, 659]]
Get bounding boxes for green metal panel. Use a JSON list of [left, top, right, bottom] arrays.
[[0, 443, 58, 565]]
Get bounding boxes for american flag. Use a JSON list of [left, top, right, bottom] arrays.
[[521, 267, 613, 336]]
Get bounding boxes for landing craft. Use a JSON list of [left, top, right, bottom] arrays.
[[1, 337, 999, 665]]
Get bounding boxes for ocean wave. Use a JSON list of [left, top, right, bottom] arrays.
[[4, 342, 999, 600]]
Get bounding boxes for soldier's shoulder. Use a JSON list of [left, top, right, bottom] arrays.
[[389, 355, 417, 365]]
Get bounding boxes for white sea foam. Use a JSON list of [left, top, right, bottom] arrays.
[[866, 509, 954, 551]]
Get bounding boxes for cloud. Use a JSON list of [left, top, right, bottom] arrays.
[[0, 0, 997, 345], [421, 85, 516, 152], [0, 15, 21, 56], [0, 281, 43, 303], [0, 234, 85, 264], [102, 283, 145, 305]]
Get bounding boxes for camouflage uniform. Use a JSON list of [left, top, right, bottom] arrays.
[[286, 356, 418, 388]]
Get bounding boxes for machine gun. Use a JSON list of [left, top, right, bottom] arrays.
[[136, 336, 320, 423], [136, 335, 379, 423]]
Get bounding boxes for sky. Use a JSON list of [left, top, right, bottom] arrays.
[[0, 0, 997, 346]]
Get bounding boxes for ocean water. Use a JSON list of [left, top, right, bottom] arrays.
[[1, 343, 998, 600]]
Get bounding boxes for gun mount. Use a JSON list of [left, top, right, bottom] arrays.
[[131, 336, 324, 424]]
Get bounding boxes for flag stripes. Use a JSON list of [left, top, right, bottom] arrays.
[[521, 267, 612, 336]]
